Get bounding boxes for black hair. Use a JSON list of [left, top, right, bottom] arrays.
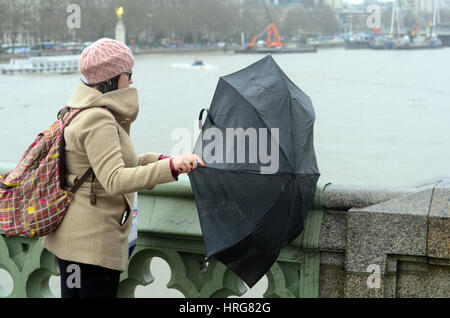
[[83, 74, 121, 94]]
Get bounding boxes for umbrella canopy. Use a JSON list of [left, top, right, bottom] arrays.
[[189, 54, 320, 288]]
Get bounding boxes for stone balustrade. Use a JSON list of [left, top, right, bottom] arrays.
[[0, 162, 448, 298]]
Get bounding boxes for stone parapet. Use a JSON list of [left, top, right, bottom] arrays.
[[0, 161, 448, 297], [319, 179, 449, 297]]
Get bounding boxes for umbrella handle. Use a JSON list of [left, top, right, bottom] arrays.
[[198, 108, 216, 130], [199, 256, 210, 272]]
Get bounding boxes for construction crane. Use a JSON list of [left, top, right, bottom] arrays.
[[244, 1, 283, 49], [244, 22, 283, 49]]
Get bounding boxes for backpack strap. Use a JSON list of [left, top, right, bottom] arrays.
[[58, 107, 95, 202], [70, 167, 94, 195], [58, 106, 118, 206], [57, 106, 71, 120]]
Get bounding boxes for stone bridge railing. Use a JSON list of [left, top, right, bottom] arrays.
[[0, 162, 448, 298]]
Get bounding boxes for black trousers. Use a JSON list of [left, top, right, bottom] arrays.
[[57, 257, 120, 298]]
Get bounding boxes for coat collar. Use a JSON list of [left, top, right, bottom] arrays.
[[67, 82, 139, 126]]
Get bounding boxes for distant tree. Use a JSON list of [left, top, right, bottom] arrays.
[[0, 0, 7, 45], [6, 2, 24, 47], [280, 5, 338, 37], [0, 0, 349, 47]]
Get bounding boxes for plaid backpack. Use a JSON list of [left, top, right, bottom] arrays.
[[0, 107, 93, 237]]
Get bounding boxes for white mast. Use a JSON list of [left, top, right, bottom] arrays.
[[432, 0, 440, 27], [390, 0, 399, 36]]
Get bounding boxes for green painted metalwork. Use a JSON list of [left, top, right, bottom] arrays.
[[0, 235, 59, 298], [0, 162, 327, 298]]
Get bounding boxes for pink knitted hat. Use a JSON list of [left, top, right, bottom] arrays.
[[79, 38, 135, 85]]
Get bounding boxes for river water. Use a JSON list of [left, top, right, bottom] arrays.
[[0, 48, 449, 297]]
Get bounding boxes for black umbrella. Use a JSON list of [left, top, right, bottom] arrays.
[[188, 55, 320, 288]]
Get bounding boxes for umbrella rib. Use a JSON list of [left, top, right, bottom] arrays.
[[220, 79, 294, 172], [197, 166, 294, 175], [208, 175, 296, 258], [250, 175, 296, 231]]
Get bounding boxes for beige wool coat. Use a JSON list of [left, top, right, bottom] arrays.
[[42, 83, 176, 271]]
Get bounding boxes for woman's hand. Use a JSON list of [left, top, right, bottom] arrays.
[[172, 153, 205, 175]]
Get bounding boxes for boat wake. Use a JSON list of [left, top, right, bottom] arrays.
[[171, 63, 217, 71]]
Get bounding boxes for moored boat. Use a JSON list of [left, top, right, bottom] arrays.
[[345, 33, 375, 49], [0, 55, 80, 75], [234, 46, 316, 54]]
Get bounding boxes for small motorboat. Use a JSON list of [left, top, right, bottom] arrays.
[[192, 58, 204, 66]]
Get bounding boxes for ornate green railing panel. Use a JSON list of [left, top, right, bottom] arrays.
[[0, 162, 327, 298], [0, 234, 59, 298]]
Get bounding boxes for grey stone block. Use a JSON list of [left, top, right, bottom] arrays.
[[344, 272, 385, 298], [322, 184, 409, 210], [319, 264, 345, 298], [317, 178, 449, 298], [428, 179, 450, 259], [318, 209, 347, 251], [345, 188, 433, 273], [396, 261, 450, 297]]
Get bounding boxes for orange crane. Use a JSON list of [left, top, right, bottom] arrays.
[[244, 1, 283, 49], [245, 22, 283, 49]]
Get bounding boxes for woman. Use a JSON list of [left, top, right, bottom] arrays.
[[42, 38, 203, 298]]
